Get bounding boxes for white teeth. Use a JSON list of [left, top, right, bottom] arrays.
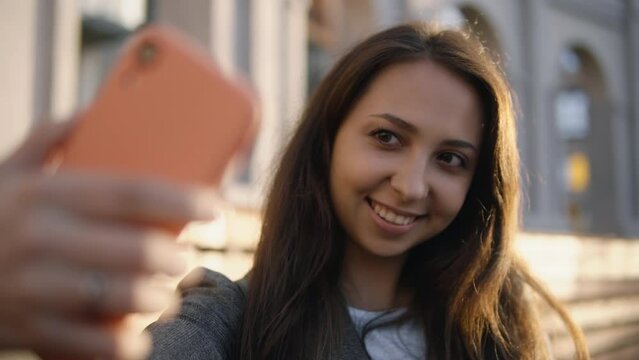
[[386, 212, 397, 223], [371, 201, 416, 226]]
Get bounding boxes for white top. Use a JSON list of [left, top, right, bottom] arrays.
[[348, 306, 426, 360]]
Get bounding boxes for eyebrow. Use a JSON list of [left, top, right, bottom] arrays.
[[441, 139, 478, 153], [369, 112, 479, 154], [370, 113, 417, 133]]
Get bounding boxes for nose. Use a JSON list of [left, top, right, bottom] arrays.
[[389, 159, 429, 202]]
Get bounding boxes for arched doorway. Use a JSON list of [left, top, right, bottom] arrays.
[[555, 46, 616, 234]]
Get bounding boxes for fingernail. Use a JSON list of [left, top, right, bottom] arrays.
[[162, 293, 182, 319], [179, 267, 205, 289], [192, 189, 219, 220], [134, 283, 174, 313], [145, 239, 188, 277], [165, 250, 188, 276], [116, 330, 152, 360]]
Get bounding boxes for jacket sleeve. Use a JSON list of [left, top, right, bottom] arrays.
[[146, 268, 247, 360]]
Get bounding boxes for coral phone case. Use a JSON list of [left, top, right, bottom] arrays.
[[60, 25, 257, 187]]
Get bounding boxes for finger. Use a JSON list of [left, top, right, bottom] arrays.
[[37, 171, 218, 225], [21, 206, 188, 276], [22, 208, 187, 276], [28, 315, 151, 360], [2, 119, 76, 170], [11, 262, 177, 316]]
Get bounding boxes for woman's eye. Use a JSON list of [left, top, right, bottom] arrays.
[[438, 152, 466, 168], [370, 129, 401, 147]]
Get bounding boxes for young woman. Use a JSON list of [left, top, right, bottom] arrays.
[[149, 22, 589, 359]]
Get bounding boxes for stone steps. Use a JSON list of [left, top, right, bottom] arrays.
[[541, 280, 639, 359]]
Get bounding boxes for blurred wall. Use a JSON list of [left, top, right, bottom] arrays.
[[1, 0, 636, 237], [0, 1, 37, 160], [0, 0, 79, 161]]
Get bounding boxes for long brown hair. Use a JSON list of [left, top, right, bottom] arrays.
[[240, 22, 588, 360]]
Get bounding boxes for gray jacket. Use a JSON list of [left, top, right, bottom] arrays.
[[147, 268, 370, 359]]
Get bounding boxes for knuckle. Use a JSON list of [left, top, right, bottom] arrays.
[[100, 275, 133, 313], [123, 228, 155, 268], [0, 174, 27, 207], [15, 217, 48, 255], [3, 174, 49, 223], [13, 172, 46, 204], [113, 183, 148, 216], [0, 174, 55, 258]]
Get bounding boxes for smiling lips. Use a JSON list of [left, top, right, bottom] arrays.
[[367, 198, 425, 226]]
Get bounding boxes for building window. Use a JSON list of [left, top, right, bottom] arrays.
[[555, 46, 613, 234], [555, 88, 590, 140]]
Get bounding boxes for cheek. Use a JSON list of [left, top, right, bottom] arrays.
[[332, 145, 387, 191], [435, 177, 473, 217], [331, 162, 370, 204]]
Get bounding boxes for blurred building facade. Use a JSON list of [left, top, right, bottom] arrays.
[[1, 0, 637, 237], [304, 0, 639, 239], [1, 0, 638, 358]]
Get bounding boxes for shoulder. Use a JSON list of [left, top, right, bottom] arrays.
[[173, 266, 248, 312], [147, 267, 248, 360]]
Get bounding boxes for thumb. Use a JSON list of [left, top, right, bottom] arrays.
[[3, 118, 77, 170]]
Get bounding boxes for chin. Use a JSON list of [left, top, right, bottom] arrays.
[[358, 237, 423, 259]]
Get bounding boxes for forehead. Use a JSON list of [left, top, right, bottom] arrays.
[[346, 59, 483, 143]]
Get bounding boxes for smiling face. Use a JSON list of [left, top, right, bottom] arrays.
[[329, 59, 483, 260]]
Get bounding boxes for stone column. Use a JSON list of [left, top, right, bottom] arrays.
[[0, 0, 38, 160], [0, 0, 79, 161], [629, 0, 639, 227], [281, 0, 309, 134], [247, 0, 284, 205], [154, 0, 235, 72], [49, 0, 81, 120]]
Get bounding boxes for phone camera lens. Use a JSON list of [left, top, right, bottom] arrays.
[[139, 42, 157, 65]]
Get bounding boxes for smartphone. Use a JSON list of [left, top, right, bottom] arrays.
[[59, 25, 258, 188]]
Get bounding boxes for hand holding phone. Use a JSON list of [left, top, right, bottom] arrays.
[[60, 25, 258, 188], [0, 25, 260, 359]]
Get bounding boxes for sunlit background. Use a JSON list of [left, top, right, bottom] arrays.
[[1, 0, 638, 359]]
